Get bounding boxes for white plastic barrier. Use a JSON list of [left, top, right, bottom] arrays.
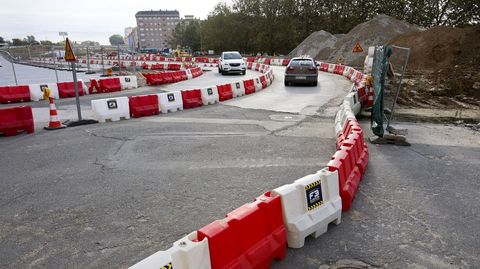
[[254, 77, 263, 91], [272, 168, 342, 248], [119, 76, 138, 90], [158, 91, 183, 114], [185, 69, 193, 79], [342, 66, 351, 77], [344, 90, 361, 116], [334, 104, 345, 135], [327, 64, 336, 73], [91, 96, 130, 122], [200, 86, 219, 105], [368, 46, 375, 57], [230, 81, 245, 97], [29, 83, 59, 101], [129, 231, 211, 269]]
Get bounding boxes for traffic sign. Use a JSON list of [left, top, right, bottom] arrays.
[[352, 42, 364, 53], [64, 38, 76, 62]]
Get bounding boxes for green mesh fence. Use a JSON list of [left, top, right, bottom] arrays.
[[370, 45, 392, 137]]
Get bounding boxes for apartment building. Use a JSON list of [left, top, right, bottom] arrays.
[[135, 10, 180, 50]]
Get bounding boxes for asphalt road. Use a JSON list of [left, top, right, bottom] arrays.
[[1, 64, 479, 269]]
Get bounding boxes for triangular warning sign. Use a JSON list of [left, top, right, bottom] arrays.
[[64, 38, 76, 62], [352, 42, 364, 53]]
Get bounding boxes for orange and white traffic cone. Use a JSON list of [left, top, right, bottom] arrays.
[[44, 97, 66, 130]]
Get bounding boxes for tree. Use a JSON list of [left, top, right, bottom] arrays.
[[80, 40, 100, 47], [24, 35, 36, 44], [12, 38, 26, 46], [109, 34, 124, 46], [0, 36, 4, 43]]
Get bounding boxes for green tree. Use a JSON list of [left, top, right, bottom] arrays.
[[0, 36, 5, 43], [12, 38, 26, 46], [109, 34, 124, 46]]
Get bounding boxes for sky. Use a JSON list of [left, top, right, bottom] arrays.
[[0, 0, 229, 45]]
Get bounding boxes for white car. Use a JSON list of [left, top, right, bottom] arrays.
[[219, 51, 246, 75]]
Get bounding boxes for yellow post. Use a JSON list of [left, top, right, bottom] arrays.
[[42, 86, 51, 100]]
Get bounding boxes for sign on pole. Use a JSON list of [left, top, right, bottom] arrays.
[[352, 42, 364, 53], [64, 38, 76, 62], [64, 38, 82, 121]]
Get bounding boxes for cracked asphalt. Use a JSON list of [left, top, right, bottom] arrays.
[[1, 66, 479, 269]]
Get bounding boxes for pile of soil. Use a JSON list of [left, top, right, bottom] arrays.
[[287, 30, 337, 59], [388, 26, 480, 109], [324, 14, 421, 66]]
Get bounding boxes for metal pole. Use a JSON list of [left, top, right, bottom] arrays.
[[52, 49, 59, 82], [131, 52, 135, 73], [11, 60, 18, 86], [117, 45, 121, 76], [387, 45, 410, 129], [71, 61, 82, 121], [101, 47, 105, 75], [86, 46, 91, 73]]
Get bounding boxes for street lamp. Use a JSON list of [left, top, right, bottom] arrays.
[[27, 41, 42, 60]]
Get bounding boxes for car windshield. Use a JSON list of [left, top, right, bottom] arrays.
[[290, 59, 314, 67], [224, 52, 242, 60]]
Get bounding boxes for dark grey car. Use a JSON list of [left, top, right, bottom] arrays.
[[284, 57, 318, 86]]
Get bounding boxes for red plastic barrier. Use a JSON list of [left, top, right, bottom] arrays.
[[328, 146, 362, 211], [347, 69, 355, 80], [99, 78, 121, 93], [141, 62, 149, 69], [181, 89, 203, 109], [264, 58, 271, 65], [217, 84, 233, 101], [255, 64, 260, 71], [354, 72, 364, 84], [243, 79, 256, 95], [128, 95, 159, 118], [319, 63, 329, 72], [168, 63, 181, 70], [163, 72, 174, 84], [57, 81, 85, 98], [336, 118, 364, 150], [0, 106, 34, 136], [172, 71, 182, 82], [175, 57, 182, 62], [246, 57, 255, 62], [334, 65, 345, 75], [81, 59, 86, 64], [180, 70, 188, 81], [343, 131, 369, 176], [0, 86, 31, 104], [197, 192, 286, 269], [282, 59, 290, 66], [259, 75, 268, 89]]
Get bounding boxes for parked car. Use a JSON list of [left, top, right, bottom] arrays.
[[219, 51, 246, 75], [284, 57, 319, 86]]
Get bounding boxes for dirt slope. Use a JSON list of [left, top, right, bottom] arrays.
[[325, 14, 421, 66], [287, 30, 337, 59]]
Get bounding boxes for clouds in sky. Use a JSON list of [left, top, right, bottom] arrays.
[[0, 0, 227, 44]]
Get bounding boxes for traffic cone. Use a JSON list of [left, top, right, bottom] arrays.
[[44, 97, 66, 130]]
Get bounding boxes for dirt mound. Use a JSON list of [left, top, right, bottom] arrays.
[[324, 14, 421, 66], [389, 26, 480, 70], [287, 30, 337, 59], [387, 26, 480, 109]]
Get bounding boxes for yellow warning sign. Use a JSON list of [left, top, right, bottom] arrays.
[[64, 38, 76, 62], [352, 42, 364, 53]]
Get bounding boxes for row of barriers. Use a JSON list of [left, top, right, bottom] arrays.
[[90, 64, 273, 123], [127, 61, 371, 268], [143, 67, 203, 86], [0, 76, 139, 104]]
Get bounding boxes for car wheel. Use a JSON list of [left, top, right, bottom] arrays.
[[218, 68, 221, 74], [312, 81, 318, 86], [242, 71, 246, 75], [284, 80, 289, 86], [221, 70, 227, 75]]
